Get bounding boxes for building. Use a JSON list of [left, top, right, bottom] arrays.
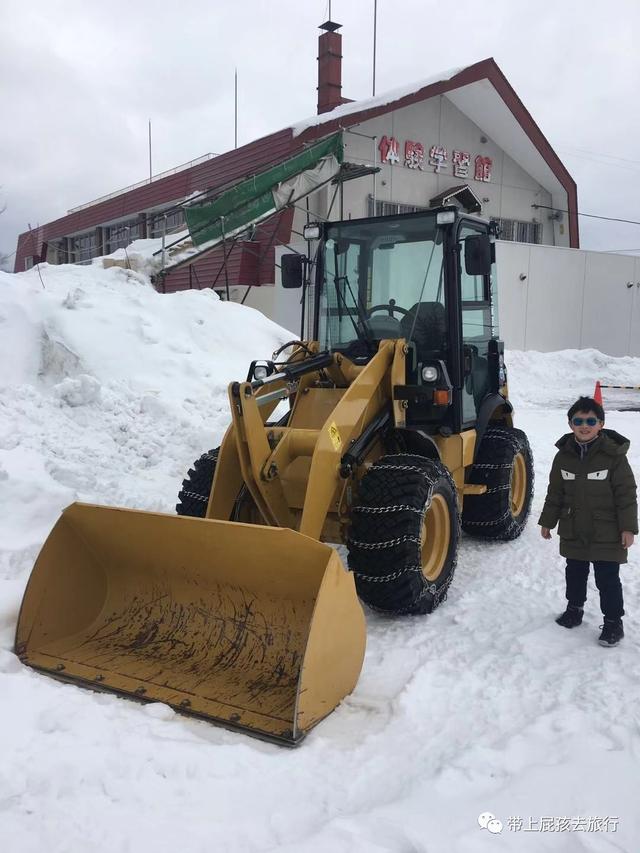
[[15, 21, 578, 333]]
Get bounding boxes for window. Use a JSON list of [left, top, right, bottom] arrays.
[[47, 241, 64, 264], [367, 196, 426, 218], [318, 213, 445, 359], [149, 208, 185, 238], [107, 220, 141, 252], [71, 232, 97, 264], [492, 217, 542, 245], [24, 256, 34, 270]]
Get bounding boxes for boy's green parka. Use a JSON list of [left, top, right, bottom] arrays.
[[538, 429, 638, 563]]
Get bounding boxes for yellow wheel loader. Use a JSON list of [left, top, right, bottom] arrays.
[[15, 207, 534, 745]]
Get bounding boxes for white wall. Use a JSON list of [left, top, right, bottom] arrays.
[[496, 242, 640, 356], [333, 95, 561, 246]]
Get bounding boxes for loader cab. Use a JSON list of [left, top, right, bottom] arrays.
[[310, 207, 500, 433]]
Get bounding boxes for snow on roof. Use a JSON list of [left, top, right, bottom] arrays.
[[291, 64, 468, 136]]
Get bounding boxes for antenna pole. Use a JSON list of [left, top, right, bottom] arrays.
[[148, 120, 152, 183], [234, 69, 238, 149], [372, 0, 377, 96]]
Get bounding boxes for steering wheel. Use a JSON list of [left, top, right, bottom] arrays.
[[366, 300, 408, 318]]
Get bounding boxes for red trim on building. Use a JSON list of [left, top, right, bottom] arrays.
[[14, 128, 298, 272], [157, 208, 294, 294], [157, 242, 260, 293]]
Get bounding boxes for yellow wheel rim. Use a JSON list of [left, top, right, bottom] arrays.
[[420, 494, 451, 582], [510, 453, 527, 517]]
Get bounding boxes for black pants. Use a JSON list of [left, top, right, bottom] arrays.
[[565, 559, 624, 620]]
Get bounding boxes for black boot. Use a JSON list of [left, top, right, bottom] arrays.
[[598, 619, 624, 647], [555, 605, 584, 628]]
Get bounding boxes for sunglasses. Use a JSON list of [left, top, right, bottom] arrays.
[[571, 417, 599, 427]]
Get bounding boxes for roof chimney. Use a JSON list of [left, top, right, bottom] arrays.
[[317, 20, 345, 115]]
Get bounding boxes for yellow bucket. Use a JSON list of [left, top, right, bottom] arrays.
[[15, 503, 366, 745]]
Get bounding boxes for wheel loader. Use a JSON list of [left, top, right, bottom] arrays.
[[15, 206, 533, 745]]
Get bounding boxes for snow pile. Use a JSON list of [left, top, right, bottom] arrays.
[[0, 263, 291, 557], [507, 348, 640, 411], [1, 262, 639, 852], [101, 229, 204, 278]]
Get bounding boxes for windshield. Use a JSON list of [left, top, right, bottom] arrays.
[[318, 213, 446, 358]]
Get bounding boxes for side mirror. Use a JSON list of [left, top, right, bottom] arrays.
[[281, 254, 305, 289], [464, 234, 492, 276]]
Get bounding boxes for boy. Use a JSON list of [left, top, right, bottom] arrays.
[[539, 396, 637, 646]]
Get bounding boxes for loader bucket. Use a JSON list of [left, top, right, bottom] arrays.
[[15, 503, 366, 745]]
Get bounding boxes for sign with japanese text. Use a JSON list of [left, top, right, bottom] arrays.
[[378, 136, 492, 182]]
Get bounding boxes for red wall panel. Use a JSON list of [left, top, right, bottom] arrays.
[[15, 127, 298, 272]]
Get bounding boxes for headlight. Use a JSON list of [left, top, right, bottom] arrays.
[[421, 365, 439, 382], [436, 210, 456, 225], [253, 364, 269, 381]]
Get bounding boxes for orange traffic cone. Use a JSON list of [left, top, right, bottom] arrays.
[[594, 381, 603, 406]]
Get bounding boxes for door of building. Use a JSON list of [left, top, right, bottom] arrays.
[[581, 253, 636, 356]]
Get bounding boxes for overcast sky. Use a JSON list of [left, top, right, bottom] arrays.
[[2, 0, 640, 268]]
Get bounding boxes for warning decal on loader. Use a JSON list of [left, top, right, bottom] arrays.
[[328, 422, 342, 452]]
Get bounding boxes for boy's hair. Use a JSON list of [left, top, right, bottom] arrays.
[[567, 396, 604, 422]]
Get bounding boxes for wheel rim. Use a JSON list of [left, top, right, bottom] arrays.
[[510, 453, 527, 517], [420, 494, 450, 582]]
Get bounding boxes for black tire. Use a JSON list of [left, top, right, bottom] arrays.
[[176, 449, 218, 517], [347, 454, 460, 615], [176, 448, 258, 521], [462, 426, 534, 540]]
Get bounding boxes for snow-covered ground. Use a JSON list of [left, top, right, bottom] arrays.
[[1, 262, 639, 852]]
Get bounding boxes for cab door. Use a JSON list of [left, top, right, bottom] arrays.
[[458, 223, 493, 426]]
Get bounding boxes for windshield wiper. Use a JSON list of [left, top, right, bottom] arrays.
[[332, 274, 364, 341], [339, 274, 376, 350]]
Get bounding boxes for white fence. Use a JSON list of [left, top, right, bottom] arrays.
[[496, 242, 640, 357]]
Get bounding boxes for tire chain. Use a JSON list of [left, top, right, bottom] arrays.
[[348, 454, 460, 613], [462, 427, 534, 541], [373, 463, 434, 474], [484, 427, 523, 455], [353, 563, 423, 584], [472, 462, 513, 470], [463, 507, 512, 527], [180, 490, 208, 503], [367, 571, 454, 614], [348, 471, 437, 551], [349, 533, 423, 550], [352, 503, 423, 515]]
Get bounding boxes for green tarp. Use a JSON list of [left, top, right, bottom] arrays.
[[184, 133, 343, 248]]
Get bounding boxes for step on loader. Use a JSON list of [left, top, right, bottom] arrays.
[[16, 207, 534, 744]]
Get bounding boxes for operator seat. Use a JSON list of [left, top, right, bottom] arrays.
[[400, 302, 447, 355], [364, 314, 402, 339]]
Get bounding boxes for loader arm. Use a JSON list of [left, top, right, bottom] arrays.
[[299, 341, 397, 539], [216, 340, 404, 540]]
